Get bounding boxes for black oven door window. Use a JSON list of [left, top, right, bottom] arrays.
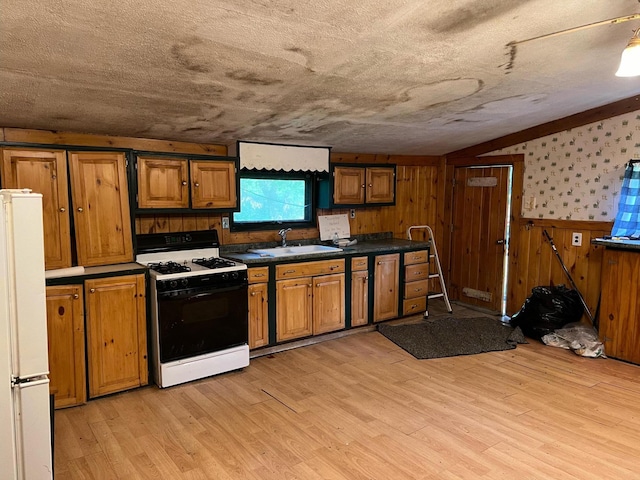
[[157, 285, 248, 363]]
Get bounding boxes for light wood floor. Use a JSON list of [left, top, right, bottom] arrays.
[[54, 306, 640, 479]]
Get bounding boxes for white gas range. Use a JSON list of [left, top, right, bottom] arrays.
[[136, 230, 249, 388]]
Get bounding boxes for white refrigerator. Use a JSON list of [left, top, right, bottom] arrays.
[[0, 190, 53, 479]]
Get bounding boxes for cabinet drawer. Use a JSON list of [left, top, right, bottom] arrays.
[[276, 259, 345, 280], [404, 250, 428, 265], [405, 263, 429, 281], [351, 256, 368, 272], [248, 267, 269, 283], [404, 280, 428, 299], [403, 296, 427, 316]]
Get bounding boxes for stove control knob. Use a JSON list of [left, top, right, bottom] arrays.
[[170, 280, 178, 289], [180, 278, 188, 287], [231, 271, 239, 280], [221, 272, 229, 281], [185, 234, 192, 242]]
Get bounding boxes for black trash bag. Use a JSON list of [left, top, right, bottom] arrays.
[[510, 285, 584, 341]]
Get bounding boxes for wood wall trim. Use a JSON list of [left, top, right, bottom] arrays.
[[447, 154, 524, 167], [447, 95, 640, 159], [331, 152, 442, 166], [1, 128, 227, 156], [518, 217, 613, 231]]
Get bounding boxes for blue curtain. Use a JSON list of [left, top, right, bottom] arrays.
[[612, 161, 640, 238]]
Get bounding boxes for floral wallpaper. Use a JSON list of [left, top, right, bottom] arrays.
[[487, 110, 640, 221]]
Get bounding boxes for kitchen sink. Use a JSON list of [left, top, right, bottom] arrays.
[[247, 244, 343, 257]]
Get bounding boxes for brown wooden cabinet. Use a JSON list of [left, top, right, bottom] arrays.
[[137, 156, 189, 208], [248, 267, 269, 349], [402, 250, 429, 316], [275, 259, 346, 341], [599, 248, 640, 364], [1, 148, 72, 270], [373, 253, 399, 322], [190, 159, 237, 209], [69, 151, 133, 266], [85, 274, 148, 398], [351, 256, 369, 327], [46, 285, 86, 409], [330, 165, 395, 207]]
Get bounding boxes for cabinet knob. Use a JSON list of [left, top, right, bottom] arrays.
[[59, 207, 66, 213], [377, 261, 383, 265], [361, 184, 365, 188], [77, 207, 83, 212], [182, 181, 188, 186], [250, 292, 257, 296], [73, 293, 79, 299], [90, 288, 95, 293], [369, 184, 373, 187], [194, 182, 200, 187]]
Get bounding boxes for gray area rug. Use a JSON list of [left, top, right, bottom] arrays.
[[378, 316, 527, 359]]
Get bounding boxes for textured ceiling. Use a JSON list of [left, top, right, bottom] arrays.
[[2, 1, 640, 155]]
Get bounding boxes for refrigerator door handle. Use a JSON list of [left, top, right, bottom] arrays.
[[12, 376, 49, 388]]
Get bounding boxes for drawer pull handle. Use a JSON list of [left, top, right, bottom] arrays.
[[414, 288, 422, 292], [254, 273, 265, 277], [330, 265, 340, 270], [285, 270, 296, 274]]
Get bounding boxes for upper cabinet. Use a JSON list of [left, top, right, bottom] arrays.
[[69, 151, 133, 266], [318, 164, 396, 208], [135, 153, 238, 211], [1, 148, 72, 270]]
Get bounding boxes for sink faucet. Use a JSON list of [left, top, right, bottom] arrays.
[[278, 228, 292, 247]]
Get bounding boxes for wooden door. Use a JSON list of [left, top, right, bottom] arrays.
[[313, 273, 345, 334], [365, 167, 395, 204], [248, 282, 269, 349], [1, 148, 72, 269], [373, 253, 400, 322], [333, 166, 365, 205], [190, 160, 237, 209], [69, 151, 133, 266], [137, 156, 189, 208], [599, 249, 640, 364], [351, 270, 369, 326], [276, 278, 313, 341], [450, 166, 511, 313], [85, 274, 147, 398], [46, 285, 85, 408]]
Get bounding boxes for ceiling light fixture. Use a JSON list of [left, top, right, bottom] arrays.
[[616, 28, 640, 76], [507, 14, 640, 77]]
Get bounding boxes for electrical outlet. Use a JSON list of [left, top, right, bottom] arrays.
[[572, 232, 582, 247], [350, 209, 356, 219], [222, 216, 230, 229]]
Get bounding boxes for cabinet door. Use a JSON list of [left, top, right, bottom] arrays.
[[248, 283, 269, 349], [1, 149, 72, 270], [137, 156, 189, 208], [190, 160, 237, 209], [85, 274, 147, 398], [69, 151, 133, 266], [333, 166, 365, 205], [46, 285, 85, 409], [365, 167, 395, 204], [313, 273, 345, 335], [373, 253, 399, 322], [351, 270, 369, 327], [599, 249, 640, 364], [276, 278, 313, 341]]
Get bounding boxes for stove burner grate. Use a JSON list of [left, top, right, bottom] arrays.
[[148, 261, 191, 274], [192, 257, 237, 269]]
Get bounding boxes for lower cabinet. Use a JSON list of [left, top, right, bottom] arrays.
[[351, 256, 369, 327], [276, 259, 346, 342], [85, 274, 148, 398], [373, 253, 400, 322], [403, 250, 429, 316], [46, 285, 86, 409], [599, 248, 640, 364], [248, 267, 269, 349]]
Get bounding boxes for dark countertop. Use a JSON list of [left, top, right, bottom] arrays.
[[592, 237, 640, 251], [223, 238, 430, 265]]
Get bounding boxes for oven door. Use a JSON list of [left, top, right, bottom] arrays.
[[157, 284, 248, 363]]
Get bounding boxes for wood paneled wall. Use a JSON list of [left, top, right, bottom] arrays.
[[509, 218, 611, 317]]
